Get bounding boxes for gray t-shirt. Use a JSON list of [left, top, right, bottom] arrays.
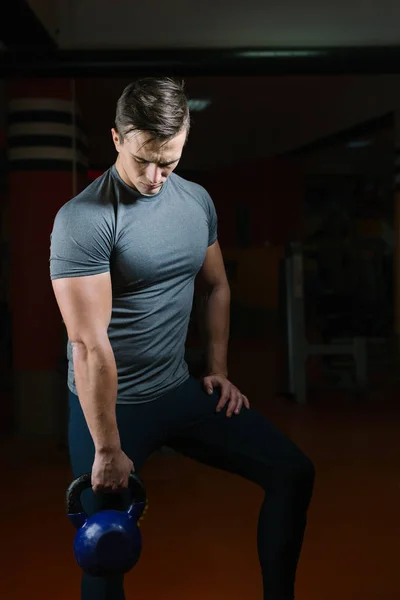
[[50, 165, 217, 403]]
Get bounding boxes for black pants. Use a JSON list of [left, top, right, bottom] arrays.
[[68, 376, 315, 600]]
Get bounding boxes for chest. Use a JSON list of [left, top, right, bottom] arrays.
[[111, 197, 209, 289]]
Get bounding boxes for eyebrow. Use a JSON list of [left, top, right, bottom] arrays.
[[132, 154, 180, 167]]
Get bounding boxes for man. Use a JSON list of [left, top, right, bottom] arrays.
[[50, 77, 315, 600]]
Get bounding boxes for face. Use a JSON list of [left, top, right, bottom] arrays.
[[112, 127, 187, 196]]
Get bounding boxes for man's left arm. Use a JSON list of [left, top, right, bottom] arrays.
[[198, 240, 250, 416]]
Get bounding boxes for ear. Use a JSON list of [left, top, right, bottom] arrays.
[[111, 128, 122, 152]]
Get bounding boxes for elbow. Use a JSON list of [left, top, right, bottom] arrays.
[[210, 279, 230, 298], [69, 339, 111, 370], [70, 338, 89, 351], [69, 333, 109, 354]]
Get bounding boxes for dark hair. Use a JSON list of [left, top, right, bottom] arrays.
[[115, 77, 190, 142]]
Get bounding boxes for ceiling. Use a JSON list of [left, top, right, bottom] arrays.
[[2, 3, 399, 178], [77, 74, 399, 172], [293, 121, 394, 176], [27, 0, 400, 49]]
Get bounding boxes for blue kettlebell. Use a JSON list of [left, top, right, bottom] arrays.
[[66, 472, 147, 578]]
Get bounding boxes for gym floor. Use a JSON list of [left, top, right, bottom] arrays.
[[2, 339, 399, 600]]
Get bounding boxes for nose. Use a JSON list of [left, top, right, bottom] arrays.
[[147, 164, 162, 184]]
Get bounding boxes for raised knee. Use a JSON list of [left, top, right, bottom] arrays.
[[257, 447, 316, 495], [297, 454, 315, 485], [278, 451, 315, 489]]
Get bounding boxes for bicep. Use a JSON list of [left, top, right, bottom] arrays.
[[198, 240, 229, 290], [52, 272, 112, 346]]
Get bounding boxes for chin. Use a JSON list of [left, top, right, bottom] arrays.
[[142, 184, 163, 195], [140, 187, 157, 196]]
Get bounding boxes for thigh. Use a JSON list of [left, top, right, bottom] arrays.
[[165, 379, 309, 488], [68, 391, 163, 513]]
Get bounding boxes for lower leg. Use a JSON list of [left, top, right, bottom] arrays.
[[67, 383, 174, 600], [69, 416, 127, 600], [257, 458, 315, 599], [81, 574, 125, 600]]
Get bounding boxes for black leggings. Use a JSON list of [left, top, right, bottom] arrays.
[[68, 376, 315, 600]]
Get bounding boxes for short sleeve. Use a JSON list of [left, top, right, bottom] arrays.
[[49, 198, 115, 280], [203, 189, 218, 247]]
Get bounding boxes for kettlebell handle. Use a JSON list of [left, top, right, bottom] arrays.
[[66, 472, 146, 518]]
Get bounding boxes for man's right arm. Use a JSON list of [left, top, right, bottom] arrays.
[[52, 272, 133, 491]]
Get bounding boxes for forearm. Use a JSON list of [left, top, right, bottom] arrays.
[[72, 340, 120, 453], [204, 282, 231, 376]]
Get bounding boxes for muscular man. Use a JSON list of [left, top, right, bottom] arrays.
[[50, 77, 315, 600]]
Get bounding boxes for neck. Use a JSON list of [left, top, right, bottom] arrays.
[[115, 156, 138, 191]]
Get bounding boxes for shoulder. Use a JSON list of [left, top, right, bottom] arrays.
[[54, 168, 116, 224], [169, 172, 215, 212], [169, 174, 217, 246], [51, 169, 117, 249], [169, 172, 211, 200], [50, 170, 116, 279]]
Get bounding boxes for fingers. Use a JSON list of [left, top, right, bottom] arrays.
[[215, 380, 231, 412], [92, 479, 123, 494], [92, 476, 125, 494], [225, 391, 251, 417], [204, 376, 214, 395], [91, 451, 134, 494], [228, 390, 243, 417], [242, 395, 250, 410], [206, 375, 250, 417]]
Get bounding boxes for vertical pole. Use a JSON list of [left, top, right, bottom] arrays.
[[285, 242, 307, 404], [394, 114, 400, 340], [353, 337, 367, 388]]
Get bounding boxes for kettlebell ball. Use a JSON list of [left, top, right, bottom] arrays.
[[66, 472, 147, 577]]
